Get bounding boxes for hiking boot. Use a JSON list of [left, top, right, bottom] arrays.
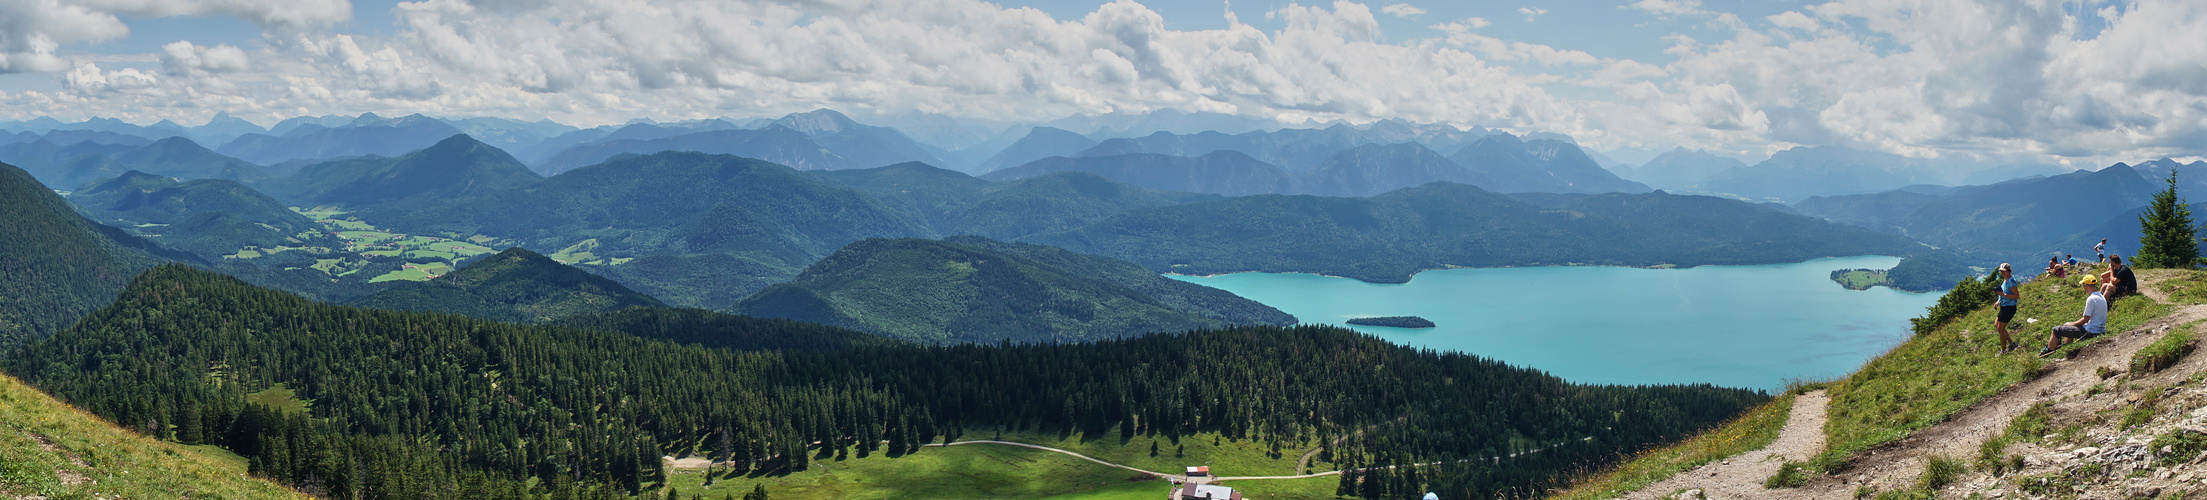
[[2038, 347, 2056, 358]]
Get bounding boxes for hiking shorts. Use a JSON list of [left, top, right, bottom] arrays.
[[1997, 305, 2017, 323], [2052, 324, 2100, 340]]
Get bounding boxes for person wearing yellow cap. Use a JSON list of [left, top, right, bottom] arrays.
[[2041, 274, 2108, 357]]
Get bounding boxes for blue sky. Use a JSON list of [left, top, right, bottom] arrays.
[[0, 0, 2195, 166]]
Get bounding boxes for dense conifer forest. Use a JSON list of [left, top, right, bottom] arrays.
[[9, 264, 1765, 499]]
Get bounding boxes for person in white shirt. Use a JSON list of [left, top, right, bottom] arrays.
[[2042, 274, 2108, 357], [2096, 239, 2108, 263]]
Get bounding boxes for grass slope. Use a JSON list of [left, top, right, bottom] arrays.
[[0, 373, 303, 499], [1819, 267, 2172, 467], [660, 430, 1337, 500], [1560, 265, 2182, 494]]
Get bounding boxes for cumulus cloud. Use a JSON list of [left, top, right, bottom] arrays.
[[1379, 3, 1423, 18], [161, 41, 249, 76], [72, 0, 351, 29], [2, 0, 2204, 167], [1518, 7, 1546, 22], [0, 0, 131, 73]]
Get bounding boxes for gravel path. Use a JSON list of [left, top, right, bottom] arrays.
[[1619, 390, 1828, 499]]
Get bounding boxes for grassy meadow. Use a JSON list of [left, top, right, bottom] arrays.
[[657, 431, 1343, 500], [0, 373, 304, 499]]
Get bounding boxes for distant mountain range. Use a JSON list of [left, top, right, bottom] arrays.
[[985, 133, 1649, 197], [1786, 159, 2207, 289], [1028, 183, 1921, 283], [1614, 145, 2072, 202]]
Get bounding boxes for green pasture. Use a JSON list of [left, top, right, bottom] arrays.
[[658, 437, 1339, 500]]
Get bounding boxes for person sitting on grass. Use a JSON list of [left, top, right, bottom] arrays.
[[2047, 256, 2067, 278], [2067, 254, 2080, 268], [1995, 263, 2020, 352], [2042, 274, 2109, 357], [2109, 254, 2138, 299]]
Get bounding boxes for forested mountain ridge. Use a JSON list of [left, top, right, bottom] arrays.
[[351, 247, 666, 323], [7, 263, 1768, 499], [1032, 182, 1922, 283], [731, 237, 1292, 343], [258, 134, 543, 208], [0, 161, 172, 348], [377, 151, 935, 308], [981, 150, 1297, 196], [68, 171, 339, 258]]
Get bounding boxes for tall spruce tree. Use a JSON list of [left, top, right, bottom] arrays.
[[2136, 168, 2201, 268]]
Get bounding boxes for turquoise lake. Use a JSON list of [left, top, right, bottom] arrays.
[[1167, 256, 1941, 391]]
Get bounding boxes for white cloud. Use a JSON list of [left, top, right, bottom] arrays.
[[72, 0, 351, 29], [0, 0, 131, 73], [161, 41, 249, 76], [1380, 3, 1423, 18], [1518, 7, 1546, 22], [0, 0, 2202, 167]]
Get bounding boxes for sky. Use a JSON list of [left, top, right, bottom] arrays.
[[0, 0, 2200, 167]]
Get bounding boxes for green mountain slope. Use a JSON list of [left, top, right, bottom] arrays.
[[9, 263, 1766, 499], [954, 171, 1218, 240], [0, 161, 168, 348], [552, 306, 896, 352], [68, 171, 336, 258], [262, 134, 542, 208], [943, 236, 1295, 327], [1032, 183, 1921, 283], [982, 150, 1295, 196], [0, 373, 305, 499], [809, 161, 995, 231], [439, 151, 935, 307], [734, 238, 1271, 343], [1895, 164, 2155, 256], [351, 247, 666, 323]]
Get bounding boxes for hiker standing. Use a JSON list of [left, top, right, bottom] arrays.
[[2042, 274, 2108, 357], [1995, 263, 2020, 352], [2097, 239, 2108, 264]]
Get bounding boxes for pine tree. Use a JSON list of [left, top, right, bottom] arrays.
[[2137, 168, 2202, 268]]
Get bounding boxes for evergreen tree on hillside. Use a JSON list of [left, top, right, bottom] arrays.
[[2136, 168, 2201, 269]]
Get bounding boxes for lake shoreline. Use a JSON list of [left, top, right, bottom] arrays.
[[1165, 254, 1915, 285], [1169, 255, 1939, 391]]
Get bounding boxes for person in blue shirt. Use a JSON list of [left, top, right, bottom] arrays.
[[1995, 263, 2020, 352], [2042, 274, 2108, 357], [2066, 254, 2079, 267]]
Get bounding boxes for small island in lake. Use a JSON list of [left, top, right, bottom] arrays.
[[1346, 316, 1437, 328], [1830, 268, 1891, 291]]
